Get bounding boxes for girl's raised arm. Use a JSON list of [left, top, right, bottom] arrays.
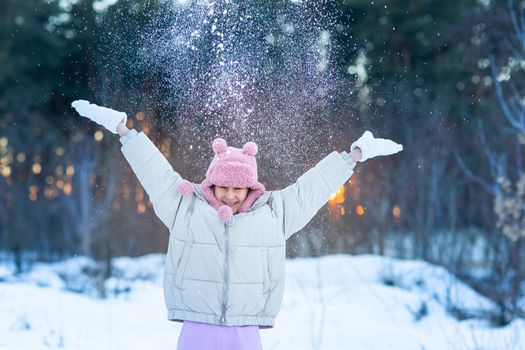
[[272, 131, 402, 241], [117, 122, 130, 137], [71, 100, 187, 230], [273, 151, 357, 240]]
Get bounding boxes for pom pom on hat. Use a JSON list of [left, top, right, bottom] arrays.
[[212, 138, 228, 154], [218, 205, 233, 222], [243, 142, 258, 156], [178, 180, 194, 196]]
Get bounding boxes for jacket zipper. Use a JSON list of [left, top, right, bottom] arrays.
[[220, 223, 230, 324]]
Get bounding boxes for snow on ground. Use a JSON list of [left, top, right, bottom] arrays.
[[0, 254, 522, 350]]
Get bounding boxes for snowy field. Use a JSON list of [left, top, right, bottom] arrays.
[[0, 254, 523, 350]]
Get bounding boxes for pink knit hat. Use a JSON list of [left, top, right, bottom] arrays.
[[177, 138, 265, 222]]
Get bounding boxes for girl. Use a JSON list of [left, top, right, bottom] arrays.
[[72, 100, 403, 350]]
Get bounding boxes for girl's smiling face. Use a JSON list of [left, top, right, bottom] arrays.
[[213, 186, 249, 214]]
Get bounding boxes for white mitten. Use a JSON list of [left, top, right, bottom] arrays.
[[71, 100, 127, 134], [351, 130, 403, 162]]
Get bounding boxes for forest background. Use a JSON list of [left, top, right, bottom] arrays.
[[1, 0, 524, 325]]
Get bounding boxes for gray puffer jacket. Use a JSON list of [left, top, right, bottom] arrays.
[[119, 130, 356, 328]]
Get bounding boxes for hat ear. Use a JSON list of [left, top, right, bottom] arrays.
[[212, 138, 228, 155], [243, 142, 258, 156]]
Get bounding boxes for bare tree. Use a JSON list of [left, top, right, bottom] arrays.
[[454, 0, 525, 324]]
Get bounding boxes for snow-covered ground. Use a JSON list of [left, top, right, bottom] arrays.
[[0, 254, 522, 350]]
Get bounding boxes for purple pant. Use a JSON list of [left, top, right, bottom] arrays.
[[177, 321, 263, 350]]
